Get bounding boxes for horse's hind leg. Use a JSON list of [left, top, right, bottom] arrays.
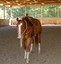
[[30, 37, 34, 53], [38, 42, 41, 54], [38, 34, 41, 54], [30, 43, 33, 53], [35, 34, 41, 53]]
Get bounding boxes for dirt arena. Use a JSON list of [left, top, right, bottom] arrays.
[[0, 25, 61, 64]]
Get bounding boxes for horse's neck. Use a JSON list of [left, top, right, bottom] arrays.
[[22, 20, 27, 29], [22, 20, 31, 30]]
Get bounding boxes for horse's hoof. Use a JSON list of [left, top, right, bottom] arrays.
[[24, 56, 27, 60], [26, 60, 30, 64], [25, 60, 30, 64], [25, 63, 29, 64], [24, 57, 26, 60], [30, 51, 33, 54], [26, 62, 29, 64], [17, 37, 20, 39]]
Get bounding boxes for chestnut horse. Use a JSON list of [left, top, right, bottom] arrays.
[[17, 17, 42, 63]]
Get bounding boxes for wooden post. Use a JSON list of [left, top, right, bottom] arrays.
[[10, 6, 12, 18], [3, 5, 5, 19], [25, 6, 26, 16], [57, 6, 59, 24], [9, 6, 12, 25], [40, 6, 42, 24], [57, 6, 59, 18]]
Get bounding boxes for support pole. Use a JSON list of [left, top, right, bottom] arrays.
[[3, 5, 5, 19], [40, 6, 42, 24], [25, 6, 26, 16], [9, 6, 12, 25]]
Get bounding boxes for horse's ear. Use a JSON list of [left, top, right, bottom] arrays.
[[17, 17, 19, 21]]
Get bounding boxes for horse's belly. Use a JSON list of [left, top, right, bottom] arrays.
[[34, 26, 41, 34]]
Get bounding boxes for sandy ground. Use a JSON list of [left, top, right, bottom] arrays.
[[0, 25, 61, 64]]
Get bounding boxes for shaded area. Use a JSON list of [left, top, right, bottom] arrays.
[[0, 26, 61, 64]]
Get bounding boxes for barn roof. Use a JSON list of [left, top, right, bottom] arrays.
[[0, 0, 61, 6]]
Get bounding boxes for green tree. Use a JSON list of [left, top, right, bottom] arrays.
[[42, 6, 58, 18], [2, 5, 61, 19], [12, 7, 25, 18]]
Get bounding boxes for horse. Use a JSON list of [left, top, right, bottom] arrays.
[[16, 17, 42, 63]]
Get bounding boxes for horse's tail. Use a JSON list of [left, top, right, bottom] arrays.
[[35, 29, 42, 45], [35, 35, 39, 45]]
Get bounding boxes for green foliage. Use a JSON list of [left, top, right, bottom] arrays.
[[26, 6, 41, 18], [5, 7, 11, 18], [0, 5, 61, 19], [42, 6, 58, 18], [58, 6, 61, 17], [12, 7, 25, 18]]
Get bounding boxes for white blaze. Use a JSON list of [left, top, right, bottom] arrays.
[[18, 23, 22, 38]]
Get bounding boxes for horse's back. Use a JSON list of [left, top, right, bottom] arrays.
[[30, 17, 41, 28], [30, 17, 42, 34], [30, 17, 42, 44]]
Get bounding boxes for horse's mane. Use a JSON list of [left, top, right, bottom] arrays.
[[22, 16, 34, 26], [22, 16, 41, 27]]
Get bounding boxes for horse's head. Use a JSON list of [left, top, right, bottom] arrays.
[[16, 17, 27, 28], [16, 17, 22, 27]]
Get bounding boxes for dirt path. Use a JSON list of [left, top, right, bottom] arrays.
[[0, 26, 61, 64]]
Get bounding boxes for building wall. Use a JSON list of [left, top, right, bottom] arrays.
[[0, 18, 61, 26], [39, 18, 61, 24], [0, 19, 9, 26]]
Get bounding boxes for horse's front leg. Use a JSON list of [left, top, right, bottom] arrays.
[[21, 35, 27, 59], [26, 37, 31, 63], [23, 40, 27, 60], [19, 38, 22, 48]]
